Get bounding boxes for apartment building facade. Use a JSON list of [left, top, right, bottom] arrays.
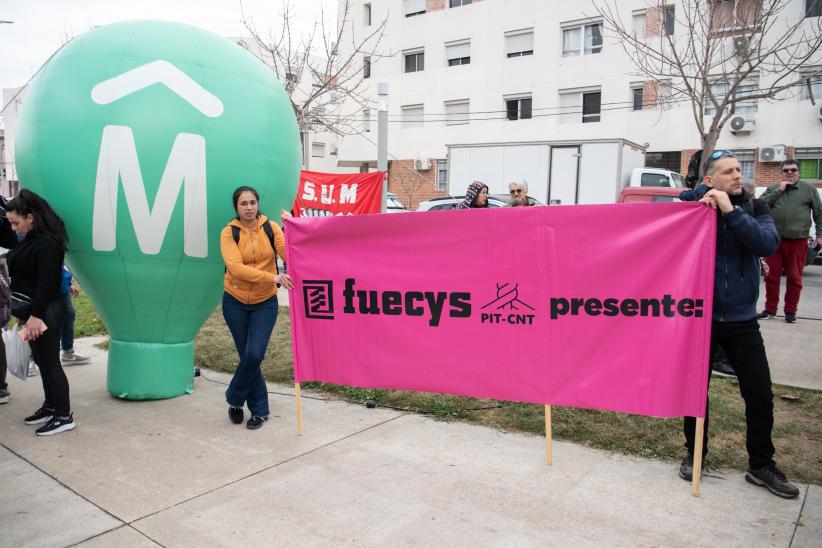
[[335, 0, 822, 208]]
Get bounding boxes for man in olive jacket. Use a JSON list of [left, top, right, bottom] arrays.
[[757, 159, 822, 323]]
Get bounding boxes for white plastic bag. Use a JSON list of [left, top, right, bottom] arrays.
[[3, 325, 32, 381]]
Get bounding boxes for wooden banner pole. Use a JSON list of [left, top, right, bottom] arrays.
[[295, 382, 304, 436], [691, 417, 705, 496], [545, 405, 553, 465]]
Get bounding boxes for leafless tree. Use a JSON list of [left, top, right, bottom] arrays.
[[240, 0, 388, 156], [595, 0, 822, 179]]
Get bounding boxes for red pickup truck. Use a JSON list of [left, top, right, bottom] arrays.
[[618, 187, 683, 203]]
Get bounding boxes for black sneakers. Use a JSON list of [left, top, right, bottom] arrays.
[[745, 465, 800, 499], [246, 416, 269, 430], [228, 406, 244, 425], [24, 407, 54, 425], [712, 359, 736, 377], [679, 455, 694, 481], [35, 414, 76, 436], [785, 313, 797, 323], [755, 310, 776, 320]]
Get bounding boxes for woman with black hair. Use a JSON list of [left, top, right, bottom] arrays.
[[0, 189, 73, 435], [220, 186, 293, 429], [457, 181, 489, 210]]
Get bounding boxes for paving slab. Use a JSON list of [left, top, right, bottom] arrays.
[[793, 484, 822, 548], [0, 445, 122, 548], [0, 339, 399, 524], [759, 318, 822, 390], [75, 525, 161, 547], [133, 414, 806, 548]]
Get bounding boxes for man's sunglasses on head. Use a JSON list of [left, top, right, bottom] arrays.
[[782, 168, 798, 173], [709, 149, 735, 161]]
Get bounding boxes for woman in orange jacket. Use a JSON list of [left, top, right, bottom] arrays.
[[220, 186, 293, 429]]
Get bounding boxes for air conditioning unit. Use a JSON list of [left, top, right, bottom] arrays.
[[414, 158, 432, 171], [759, 146, 786, 163], [729, 115, 755, 133]]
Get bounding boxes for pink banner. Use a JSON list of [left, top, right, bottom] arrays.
[[286, 203, 716, 418]]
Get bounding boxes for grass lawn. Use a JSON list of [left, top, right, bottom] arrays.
[[75, 294, 822, 484]]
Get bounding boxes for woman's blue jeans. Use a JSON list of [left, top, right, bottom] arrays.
[[222, 292, 278, 418]]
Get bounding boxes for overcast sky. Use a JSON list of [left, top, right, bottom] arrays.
[[0, 0, 337, 91]]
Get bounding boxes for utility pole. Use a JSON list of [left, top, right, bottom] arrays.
[[377, 82, 388, 213]]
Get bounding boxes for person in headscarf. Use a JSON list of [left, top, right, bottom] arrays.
[[457, 181, 489, 210]]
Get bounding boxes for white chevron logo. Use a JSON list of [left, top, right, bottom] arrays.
[[91, 60, 224, 117]]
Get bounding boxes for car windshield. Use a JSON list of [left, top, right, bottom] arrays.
[[671, 172, 686, 188]]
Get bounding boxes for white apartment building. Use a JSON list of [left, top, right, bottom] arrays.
[[335, 0, 822, 207]]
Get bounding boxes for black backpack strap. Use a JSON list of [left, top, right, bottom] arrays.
[[262, 222, 280, 275], [231, 225, 240, 244]]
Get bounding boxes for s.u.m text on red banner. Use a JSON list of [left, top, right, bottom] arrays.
[[291, 170, 385, 217], [285, 203, 717, 419]]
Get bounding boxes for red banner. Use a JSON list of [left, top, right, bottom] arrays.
[[291, 171, 385, 217]]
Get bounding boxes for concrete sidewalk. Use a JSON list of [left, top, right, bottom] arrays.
[[0, 338, 818, 547]]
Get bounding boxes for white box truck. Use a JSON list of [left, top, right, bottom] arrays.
[[447, 139, 682, 205]]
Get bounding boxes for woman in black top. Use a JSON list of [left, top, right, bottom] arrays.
[[0, 189, 73, 435]]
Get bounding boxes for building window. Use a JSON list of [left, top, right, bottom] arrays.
[[401, 104, 424, 128], [450, 0, 472, 6], [796, 148, 822, 181], [664, 4, 675, 35], [800, 73, 822, 100], [505, 95, 532, 120], [404, 0, 426, 17], [363, 109, 371, 132], [582, 92, 601, 123], [633, 10, 646, 39], [559, 88, 601, 123], [645, 151, 681, 172], [404, 50, 425, 73], [806, 0, 822, 18], [735, 150, 756, 179], [562, 22, 603, 57], [364, 3, 371, 26], [445, 99, 470, 125], [632, 85, 644, 111], [363, 56, 371, 78], [658, 80, 673, 110], [704, 78, 758, 115], [436, 159, 448, 191], [709, 0, 760, 30], [446, 40, 470, 66], [311, 142, 325, 158], [505, 29, 534, 58]]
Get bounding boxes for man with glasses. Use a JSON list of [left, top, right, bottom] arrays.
[[678, 150, 799, 499], [508, 180, 530, 207], [757, 159, 822, 323]]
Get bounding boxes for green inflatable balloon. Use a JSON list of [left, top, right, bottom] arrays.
[[16, 21, 301, 399]]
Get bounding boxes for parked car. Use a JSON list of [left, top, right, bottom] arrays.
[[416, 195, 507, 211], [416, 194, 543, 211], [618, 187, 682, 203], [386, 192, 409, 213], [628, 168, 686, 189]]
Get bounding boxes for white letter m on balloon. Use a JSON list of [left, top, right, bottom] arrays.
[[92, 125, 208, 258]]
